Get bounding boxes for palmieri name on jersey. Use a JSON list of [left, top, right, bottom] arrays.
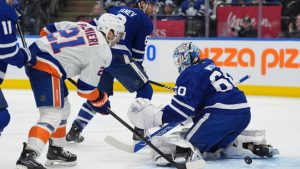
[[77, 23, 99, 46]]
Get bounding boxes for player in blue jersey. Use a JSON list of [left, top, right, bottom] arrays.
[[0, 0, 34, 136], [127, 42, 278, 166], [127, 42, 251, 165], [63, 0, 160, 143]]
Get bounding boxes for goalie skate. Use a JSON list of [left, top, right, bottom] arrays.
[[251, 144, 280, 158]]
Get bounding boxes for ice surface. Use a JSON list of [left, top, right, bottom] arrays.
[[0, 90, 300, 169]]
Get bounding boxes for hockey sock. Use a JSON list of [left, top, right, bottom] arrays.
[[73, 102, 97, 131]]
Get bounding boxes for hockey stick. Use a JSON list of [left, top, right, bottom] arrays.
[[149, 80, 175, 91], [107, 109, 204, 169], [104, 122, 178, 153], [105, 74, 252, 153], [16, 20, 27, 48], [66, 77, 202, 169]]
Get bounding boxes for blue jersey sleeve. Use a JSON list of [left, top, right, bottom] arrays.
[[162, 65, 207, 123], [131, 13, 153, 62], [0, 2, 27, 68], [43, 23, 57, 33], [89, 17, 98, 27], [0, 61, 8, 84]]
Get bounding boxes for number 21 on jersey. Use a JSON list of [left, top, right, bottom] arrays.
[[47, 28, 86, 54]]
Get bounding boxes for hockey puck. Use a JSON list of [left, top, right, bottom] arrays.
[[244, 156, 252, 164]]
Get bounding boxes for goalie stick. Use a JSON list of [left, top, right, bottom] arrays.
[[105, 122, 179, 153], [104, 74, 252, 153]]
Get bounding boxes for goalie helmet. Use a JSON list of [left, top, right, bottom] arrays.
[[96, 13, 125, 47], [173, 42, 200, 73]]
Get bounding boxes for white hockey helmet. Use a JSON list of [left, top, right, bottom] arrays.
[[96, 13, 125, 47]]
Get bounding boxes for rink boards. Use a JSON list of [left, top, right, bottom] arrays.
[[2, 36, 300, 97]]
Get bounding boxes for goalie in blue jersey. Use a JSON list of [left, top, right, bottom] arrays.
[[0, 0, 34, 137], [127, 42, 279, 166]]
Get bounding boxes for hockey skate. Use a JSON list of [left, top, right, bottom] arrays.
[[66, 123, 84, 143], [132, 127, 146, 141], [45, 140, 77, 167], [245, 143, 280, 158], [16, 142, 46, 169]]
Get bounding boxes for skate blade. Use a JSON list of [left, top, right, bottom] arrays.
[[15, 164, 29, 169], [45, 160, 77, 167]]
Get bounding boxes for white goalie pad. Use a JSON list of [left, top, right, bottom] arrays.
[[234, 129, 267, 148], [151, 134, 204, 167], [222, 145, 260, 159], [222, 129, 279, 159]]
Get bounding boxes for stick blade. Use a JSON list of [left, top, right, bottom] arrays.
[[104, 136, 134, 153]]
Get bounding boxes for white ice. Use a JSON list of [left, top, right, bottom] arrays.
[[0, 90, 300, 169]]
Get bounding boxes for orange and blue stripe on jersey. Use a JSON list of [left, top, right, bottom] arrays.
[[76, 79, 100, 101], [29, 43, 67, 80]]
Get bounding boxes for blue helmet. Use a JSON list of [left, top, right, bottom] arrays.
[[173, 42, 200, 73], [137, 0, 159, 3], [133, 0, 160, 13]]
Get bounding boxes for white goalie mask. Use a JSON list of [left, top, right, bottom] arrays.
[[173, 42, 200, 73], [96, 13, 126, 47]]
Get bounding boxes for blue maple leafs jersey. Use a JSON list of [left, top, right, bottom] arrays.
[[162, 58, 250, 123], [90, 6, 153, 62], [0, 0, 27, 68], [0, 61, 7, 84]]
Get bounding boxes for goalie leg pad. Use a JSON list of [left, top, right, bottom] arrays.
[[224, 129, 279, 158], [234, 129, 267, 147], [151, 135, 203, 167]]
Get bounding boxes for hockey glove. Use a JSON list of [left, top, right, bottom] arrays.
[[87, 100, 111, 115], [127, 98, 163, 130], [87, 92, 109, 114], [20, 47, 36, 66]]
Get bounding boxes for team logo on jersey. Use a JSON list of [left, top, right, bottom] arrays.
[[40, 95, 46, 102]]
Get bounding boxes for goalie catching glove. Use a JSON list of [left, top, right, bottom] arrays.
[[127, 98, 163, 130]]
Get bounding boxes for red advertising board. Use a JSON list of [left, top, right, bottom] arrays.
[[153, 20, 185, 37], [217, 5, 282, 38]]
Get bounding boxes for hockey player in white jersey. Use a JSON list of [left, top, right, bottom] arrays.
[[15, 13, 125, 169]]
